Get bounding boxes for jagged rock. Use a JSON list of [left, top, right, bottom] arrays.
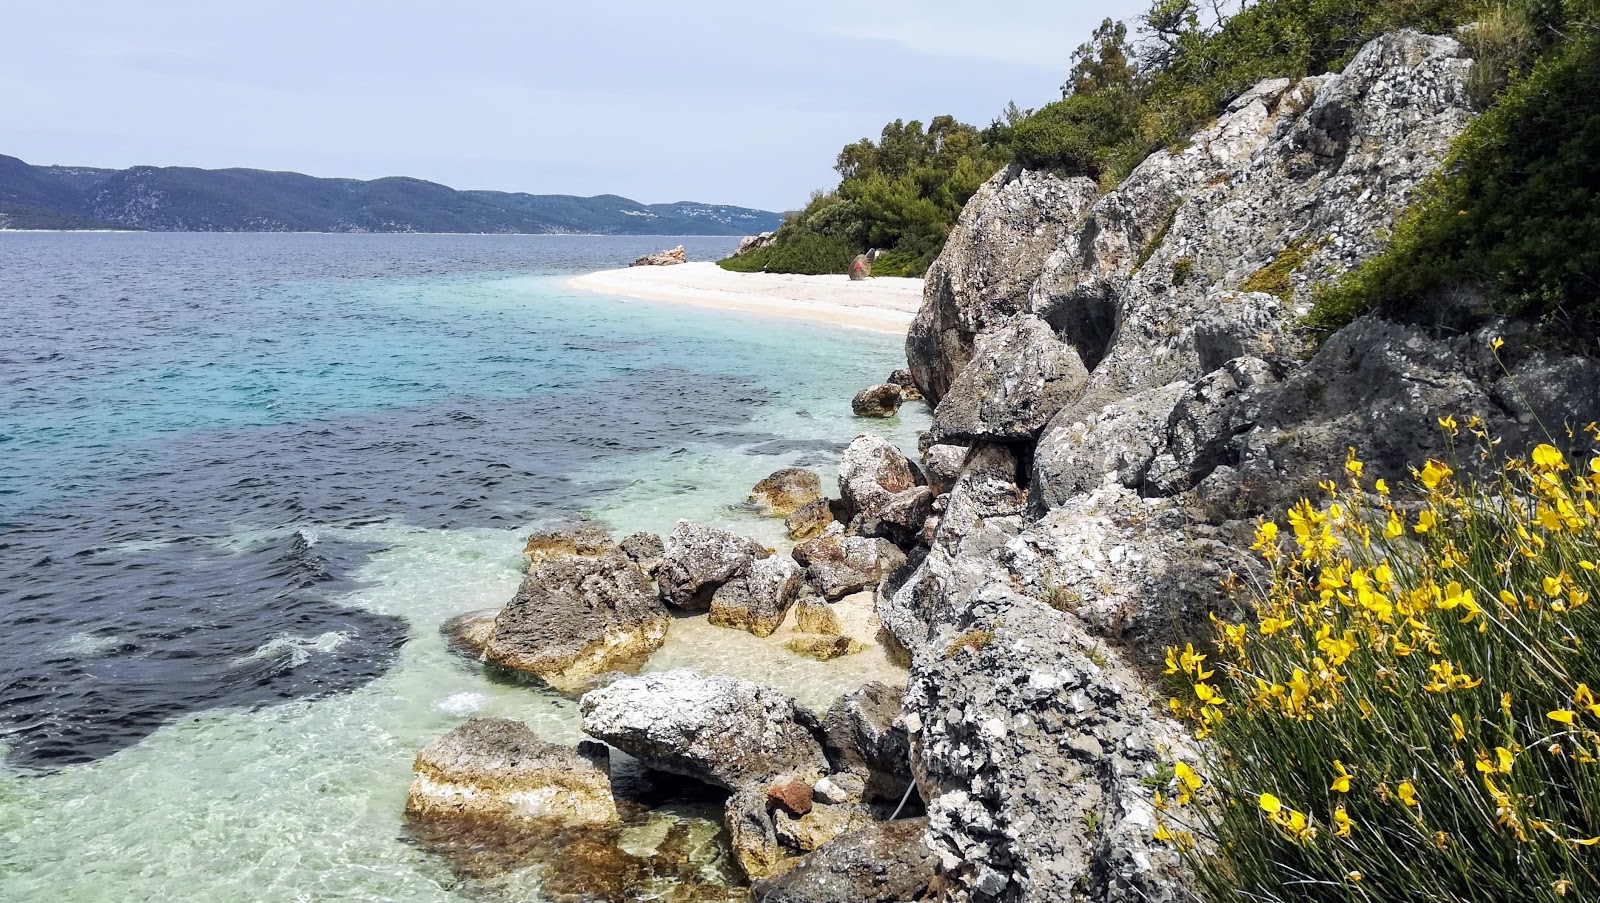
[[823, 682, 914, 804], [931, 314, 1090, 443], [710, 556, 804, 637], [775, 803, 875, 852], [579, 670, 829, 791], [617, 531, 664, 575], [838, 435, 930, 543], [631, 245, 687, 266], [523, 525, 617, 568], [906, 587, 1197, 903], [750, 468, 825, 517], [921, 444, 968, 496], [406, 718, 618, 825], [657, 520, 772, 611], [784, 498, 835, 541], [768, 777, 815, 816], [794, 596, 842, 635], [888, 368, 923, 401], [735, 232, 777, 256], [785, 635, 864, 661], [851, 384, 904, 418], [813, 772, 867, 806], [440, 608, 499, 658], [726, 788, 794, 880], [1144, 356, 1277, 495], [1033, 382, 1191, 510], [849, 254, 873, 280], [752, 818, 938, 903], [909, 165, 1101, 402], [793, 523, 906, 601], [484, 551, 668, 690]]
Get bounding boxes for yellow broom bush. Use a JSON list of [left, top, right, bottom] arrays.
[[1158, 418, 1600, 901]]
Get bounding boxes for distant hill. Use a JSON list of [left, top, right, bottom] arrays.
[[0, 155, 782, 235]]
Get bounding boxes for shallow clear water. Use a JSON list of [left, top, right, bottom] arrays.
[[0, 233, 927, 901]]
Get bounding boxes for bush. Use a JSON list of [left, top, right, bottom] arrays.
[[1159, 424, 1600, 901], [1012, 89, 1142, 178], [717, 230, 856, 276]]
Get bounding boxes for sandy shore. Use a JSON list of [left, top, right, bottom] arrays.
[[568, 262, 924, 333]]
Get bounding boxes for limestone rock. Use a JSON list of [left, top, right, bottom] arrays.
[[851, 384, 904, 418], [631, 245, 687, 266], [793, 523, 906, 601], [838, 435, 930, 544], [921, 443, 969, 496], [752, 818, 938, 903], [1032, 382, 1191, 510], [579, 670, 829, 791], [785, 635, 864, 661], [750, 468, 825, 517], [908, 165, 1101, 402], [931, 314, 1090, 443], [523, 525, 617, 568], [617, 531, 664, 575], [726, 788, 795, 880], [813, 772, 867, 806], [710, 556, 804, 638], [888, 368, 923, 401], [784, 498, 835, 541], [406, 717, 618, 826], [794, 596, 842, 635], [440, 608, 499, 659], [483, 551, 668, 691], [735, 232, 777, 256], [775, 803, 875, 852], [657, 520, 772, 611], [823, 682, 914, 804]]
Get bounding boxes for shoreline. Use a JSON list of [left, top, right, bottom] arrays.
[[568, 261, 924, 334]]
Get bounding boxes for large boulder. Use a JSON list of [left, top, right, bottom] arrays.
[[440, 608, 499, 658], [579, 671, 829, 791], [822, 682, 914, 803], [909, 165, 1101, 402], [483, 551, 669, 691], [406, 718, 618, 826], [657, 520, 772, 610], [752, 818, 938, 903], [838, 435, 931, 544], [710, 556, 804, 637], [852, 384, 904, 418], [784, 497, 836, 541], [750, 468, 824, 517], [793, 523, 907, 601], [930, 314, 1091, 444]]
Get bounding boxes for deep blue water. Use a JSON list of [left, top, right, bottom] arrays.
[[0, 233, 904, 768]]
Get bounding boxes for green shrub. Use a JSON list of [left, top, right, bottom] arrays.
[[1159, 432, 1600, 901]]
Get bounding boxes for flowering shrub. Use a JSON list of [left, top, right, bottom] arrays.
[[1159, 421, 1600, 901]]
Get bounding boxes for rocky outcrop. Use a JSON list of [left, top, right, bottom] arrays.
[[752, 818, 938, 903], [632, 245, 687, 266], [930, 314, 1090, 444], [822, 682, 914, 804], [579, 671, 829, 791], [792, 524, 906, 601], [909, 165, 1101, 402], [406, 718, 619, 826], [750, 468, 824, 517], [851, 384, 904, 418], [657, 520, 772, 610], [709, 556, 804, 637], [837, 435, 930, 545], [483, 551, 669, 690], [888, 368, 923, 401], [735, 232, 777, 256]]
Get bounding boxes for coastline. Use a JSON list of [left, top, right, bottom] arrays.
[[568, 261, 924, 333]]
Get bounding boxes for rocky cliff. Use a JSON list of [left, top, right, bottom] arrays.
[[891, 30, 1600, 903]]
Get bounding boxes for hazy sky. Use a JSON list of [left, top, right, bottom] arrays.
[[1, 1, 1147, 211]]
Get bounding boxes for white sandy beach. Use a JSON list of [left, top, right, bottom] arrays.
[[568, 261, 924, 333]]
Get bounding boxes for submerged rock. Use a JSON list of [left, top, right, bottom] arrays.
[[709, 556, 803, 637], [851, 384, 904, 418], [406, 717, 618, 825], [579, 670, 829, 791], [440, 608, 499, 659], [483, 551, 668, 690], [784, 498, 835, 541], [752, 818, 938, 903], [784, 634, 863, 661], [657, 520, 772, 611], [749, 468, 825, 517]]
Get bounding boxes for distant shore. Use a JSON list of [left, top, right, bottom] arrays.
[[568, 262, 924, 333]]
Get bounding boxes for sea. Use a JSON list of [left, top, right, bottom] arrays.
[[0, 232, 927, 901]]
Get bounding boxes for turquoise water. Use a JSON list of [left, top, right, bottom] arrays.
[[0, 233, 927, 901]]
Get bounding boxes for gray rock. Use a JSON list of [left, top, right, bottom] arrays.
[[849, 253, 873, 280], [1143, 356, 1277, 495], [888, 368, 923, 401], [483, 551, 668, 691], [813, 772, 867, 805], [1033, 382, 1191, 510], [579, 670, 829, 791], [793, 523, 907, 601], [921, 443, 969, 496], [406, 717, 618, 826], [726, 787, 794, 880], [931, 314, 1090, 443], [823, 682, 914, 803], [838, 435, 930, 543], [750, 468, 824, 517], [710, 556, 804, 637], [851, 384, 904, 418], [752, 818, 938, 903], [631, 245, 686, 266], [656, 520, 772, 610], [616, 531, 664, 575]]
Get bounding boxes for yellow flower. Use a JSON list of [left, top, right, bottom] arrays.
[[1415, 510, 1438, 533], [1331, 760, 1352, 793], [1375, 478, 1390, 496], [1438, 415, 1458, 433], [1419, 460, 1453, 489], [1259, 792, 1282, 814], [1452, 713, 1466, 741], [1491, 336, 1505, 350], [1174, 761, 1202, 791], [1333, 804, 1352, 837], [1384, 511, 1404, 539], [1532, 444, 1567, 470], [1549, 710, 1577, 725], [1194, 683, 1224, 706], [1348, 871, 1364, 883], [1397, 781, 1419, 807]]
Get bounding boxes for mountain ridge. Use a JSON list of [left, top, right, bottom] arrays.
[[0, 155, 782, 235]]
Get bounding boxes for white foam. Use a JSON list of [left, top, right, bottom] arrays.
[[435, 692, 487, 715], [231, 631, 350, 669]]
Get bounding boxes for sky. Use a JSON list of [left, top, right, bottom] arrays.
[[0, 1, 1148, 212]]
